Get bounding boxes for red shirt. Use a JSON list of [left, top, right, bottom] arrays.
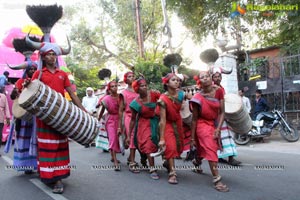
[[32, 67, 71, 96], [215, 88, 224, 100], [15, 78, 25, 93]]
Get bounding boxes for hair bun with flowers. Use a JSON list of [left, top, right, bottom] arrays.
[[162, 73, 176, 84], [132, 80, 139, 93], [132, 78, 146, 93], [162, 76, 168, 84]]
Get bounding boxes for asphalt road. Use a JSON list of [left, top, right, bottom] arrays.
[[1, 132, 299, 200]]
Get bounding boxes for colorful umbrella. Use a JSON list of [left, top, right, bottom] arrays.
[[21, 24, 44, 36]]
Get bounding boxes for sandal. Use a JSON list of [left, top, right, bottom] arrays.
[[168, 171, 178, 184], [114, 165, 121, 171], [192, 159, 203, 174], [149, 168, 159, 180], [150, 172, 159, 180], [129, 162, 140, 173], [52, 182, 64, 194], [192, 167, 203, 174], [213, 175, 229, 192]]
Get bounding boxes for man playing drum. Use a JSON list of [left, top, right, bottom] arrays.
[[25, 37, 87, 194], [10, 63, 38, 174], [212, 70, 241, 166]]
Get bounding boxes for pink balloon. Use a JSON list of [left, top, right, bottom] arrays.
[[0, 45, 66, 78], [0, 45, 26, 78], [1, 27, 67, 78], [1, 27, 56, 48]]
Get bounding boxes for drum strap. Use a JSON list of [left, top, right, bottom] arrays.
[[38, 70, 43, 80]]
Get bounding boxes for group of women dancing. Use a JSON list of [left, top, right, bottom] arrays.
[[97, 70, 229, 192]]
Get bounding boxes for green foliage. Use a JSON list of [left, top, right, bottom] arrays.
[[134, 61, 170, 92], [167, 0, 300, 50], [167, 0, 231, 43], [65, 62, 106, 99], [101, 0, 163, 41], [242, 57, 268, 80]]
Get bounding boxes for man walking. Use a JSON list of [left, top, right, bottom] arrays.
[[239, 89, 251, 113], [0, 71, 10, 93]]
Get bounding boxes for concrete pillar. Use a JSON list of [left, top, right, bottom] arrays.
[[214, 53, 238, 94]]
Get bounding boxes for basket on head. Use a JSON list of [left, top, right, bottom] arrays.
[[13, 37, 40, 55], [26, 4, 63, 42], [98, 68, 112, 80], [199, 49, 219, 64]]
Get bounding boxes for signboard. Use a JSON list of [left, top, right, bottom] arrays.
[[256, 81, 267, 90]]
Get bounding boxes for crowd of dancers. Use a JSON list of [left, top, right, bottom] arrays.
[[0, 4, 243, 194], [90, 67, 243, 192]]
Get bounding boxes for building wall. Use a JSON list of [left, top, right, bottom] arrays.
[[249, 47, 281, 79], [250, 48, 280, 59]]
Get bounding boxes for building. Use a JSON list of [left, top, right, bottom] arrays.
[[238, 46, 300, 121]]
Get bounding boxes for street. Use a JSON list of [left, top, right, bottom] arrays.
[[1, 131, 300, 200]]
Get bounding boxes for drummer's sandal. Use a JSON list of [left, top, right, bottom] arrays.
[[52, 182, 64, 194], [168, 171, 178, 184]]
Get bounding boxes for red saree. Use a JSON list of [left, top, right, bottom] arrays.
[[190, 89, 223, 162], [158, 91, 184, 159]]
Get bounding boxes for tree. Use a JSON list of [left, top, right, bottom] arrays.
[[60, 0, 193, 94], [134, 60, 169, 92], [62, 0, 169, 68], [166, 0, 300, 51]]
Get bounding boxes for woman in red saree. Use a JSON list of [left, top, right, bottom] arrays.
[[190, 71, 229, 192], [158, 73, 184, 184], [128, 78, 160, 179]]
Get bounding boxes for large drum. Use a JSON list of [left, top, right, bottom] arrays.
[[224, 93, 252, 135], [18, 80, 99, 145], [12, 99, 33, 121]]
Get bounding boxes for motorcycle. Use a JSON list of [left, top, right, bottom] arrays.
[[234, 109, 299, 145]]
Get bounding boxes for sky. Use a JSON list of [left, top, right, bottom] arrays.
[[0, 0, 81, 42], [0, 0, 214, 70]]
